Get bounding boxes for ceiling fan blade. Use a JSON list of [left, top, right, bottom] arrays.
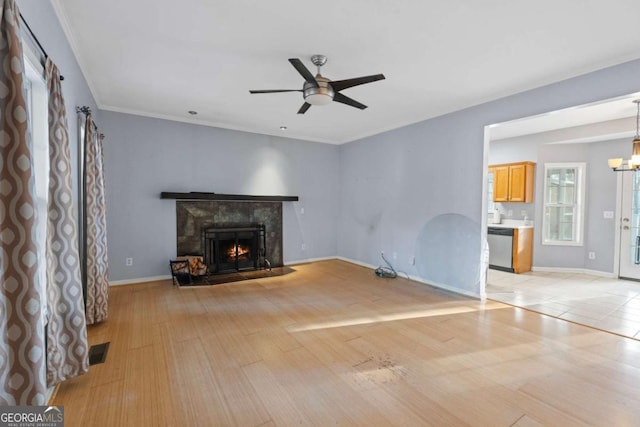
[[333, 92, 367, 110], [289, 58, 319, 88], [249, 89, 302, 94], [330, 74, 385, 92], [297, 102, 311, 114]]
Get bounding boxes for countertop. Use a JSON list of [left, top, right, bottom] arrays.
[[488, 219, 533, 229]]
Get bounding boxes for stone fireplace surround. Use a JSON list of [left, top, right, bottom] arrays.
[[176, 200, 283, 271]]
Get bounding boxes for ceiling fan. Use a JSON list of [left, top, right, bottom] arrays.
[[249, 55, 385, 114]]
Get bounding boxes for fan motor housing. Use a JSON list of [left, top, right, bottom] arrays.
[[303, 76, 334, 105]]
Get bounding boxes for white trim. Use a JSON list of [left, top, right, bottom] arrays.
[[541, 162, 587, 246], [406, 273, 484, 300], [22, 43, 44, 77], [98, 104, 341, 145], [613, 172, 623, 277], [531, 266, 616, 278], [335, 256, 484, 300], [107, 258, 485, 300], [284, 256, 337, 265], [334, 256, 376, 270], [24, 49, 50, 331], [480, 124, 491, 299], [107, 259, 339, 285], [109, 275, 171, 286]]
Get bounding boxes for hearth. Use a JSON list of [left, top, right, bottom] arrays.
[[204, 224, 266, 273]]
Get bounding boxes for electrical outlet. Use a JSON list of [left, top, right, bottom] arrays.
[[125, 257, 133, 266], [301, 243, 306, 251], [603, 211, 614, 219], [521, 210, 527, 217], [300, 207, 305, 215], [588, 251, 596, 260], [409, 255, 415, 266], [507, 210, 513, 217], [392, 252, 397, 260]]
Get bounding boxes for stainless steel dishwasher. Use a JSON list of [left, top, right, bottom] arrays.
[[488, 227, 514, 272]]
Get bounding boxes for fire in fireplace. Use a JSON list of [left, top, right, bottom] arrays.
[[225, 243, 251, 262], [204, 224, 266, 273], [176, 201, 283, 271]]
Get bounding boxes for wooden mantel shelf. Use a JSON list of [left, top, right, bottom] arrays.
[[160, 192, 299, 202]]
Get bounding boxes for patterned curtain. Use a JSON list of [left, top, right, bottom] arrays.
[[0, 0, 46, 405], [84, 114, 108, 325], [45, 58, 89, 386]]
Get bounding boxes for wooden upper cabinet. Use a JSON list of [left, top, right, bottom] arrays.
[[508, 163, 527, 202], [492, 166, 510, 202], [489, 161, 535, 203]]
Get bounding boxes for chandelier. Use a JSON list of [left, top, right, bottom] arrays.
[[608, 99, 640, 172]]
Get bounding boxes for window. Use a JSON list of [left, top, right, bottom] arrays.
[[487, 169, 495, 213], [542, 163, 586, 246], [24, 47, 49, 322]]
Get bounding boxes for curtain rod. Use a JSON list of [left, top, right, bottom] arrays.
[[19, 13, 64, 81], [76, 106, 105, 139]]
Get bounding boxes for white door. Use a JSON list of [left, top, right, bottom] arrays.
[[619, 171, 640, 279]]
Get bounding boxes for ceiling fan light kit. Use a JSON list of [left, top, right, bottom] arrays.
[[609, 99, 640, 172], [249, 54, 385, 114], [304, 76, 334, 105]]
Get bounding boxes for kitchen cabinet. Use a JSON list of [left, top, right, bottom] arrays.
[[512, 227, 533, 273], [488, 226, 533, 274], [489, 161, 535, 203]]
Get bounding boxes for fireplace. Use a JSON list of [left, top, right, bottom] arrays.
[[176, 200, 283, 273], [204, 224, 266, 273]]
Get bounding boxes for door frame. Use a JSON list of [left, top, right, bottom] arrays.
[[614, 171, 624, 278]]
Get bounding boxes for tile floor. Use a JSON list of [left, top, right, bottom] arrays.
[[486, 269, 640, 339]]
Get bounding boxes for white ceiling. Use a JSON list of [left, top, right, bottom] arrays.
[[51, 0, 640, 144], [490, 92, 640, 142]]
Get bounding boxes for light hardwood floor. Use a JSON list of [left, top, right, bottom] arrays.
[[54, 260, 640, 426]]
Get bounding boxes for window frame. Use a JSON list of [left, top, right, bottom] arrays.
[[24, 44, 49, 324], [542, 162, 586, 246], [487, 168, 495, 213]]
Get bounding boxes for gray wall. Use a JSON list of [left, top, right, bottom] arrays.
[[100, 112, 339, 281], [533, 143, 590, 268], [338, 59, 640, 296], [489, 139, 541, 165], [491, 136, 628, 274], [584, 139, 627, 273], [532, 140, 626, 272]]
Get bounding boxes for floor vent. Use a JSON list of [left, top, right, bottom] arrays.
[[89, 342, 110, 366]]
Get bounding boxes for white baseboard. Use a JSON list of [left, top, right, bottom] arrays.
[[336, 256, 483, 300], [109, 258, 338, 286], [284, 256, 337, 265], [334, 256, 376, 270], [109, 275, 171, 286], [531, 266, 616, 278], [108, 259, 338, 286], [407, 274, 485, 300], [107, 257, 486, 301]]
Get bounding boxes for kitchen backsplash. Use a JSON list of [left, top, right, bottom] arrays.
[[490, 202, 535, 222]]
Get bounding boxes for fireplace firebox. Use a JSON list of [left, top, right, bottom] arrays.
[[204, 224, 266, 273], [176, 201, 283, 272]]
